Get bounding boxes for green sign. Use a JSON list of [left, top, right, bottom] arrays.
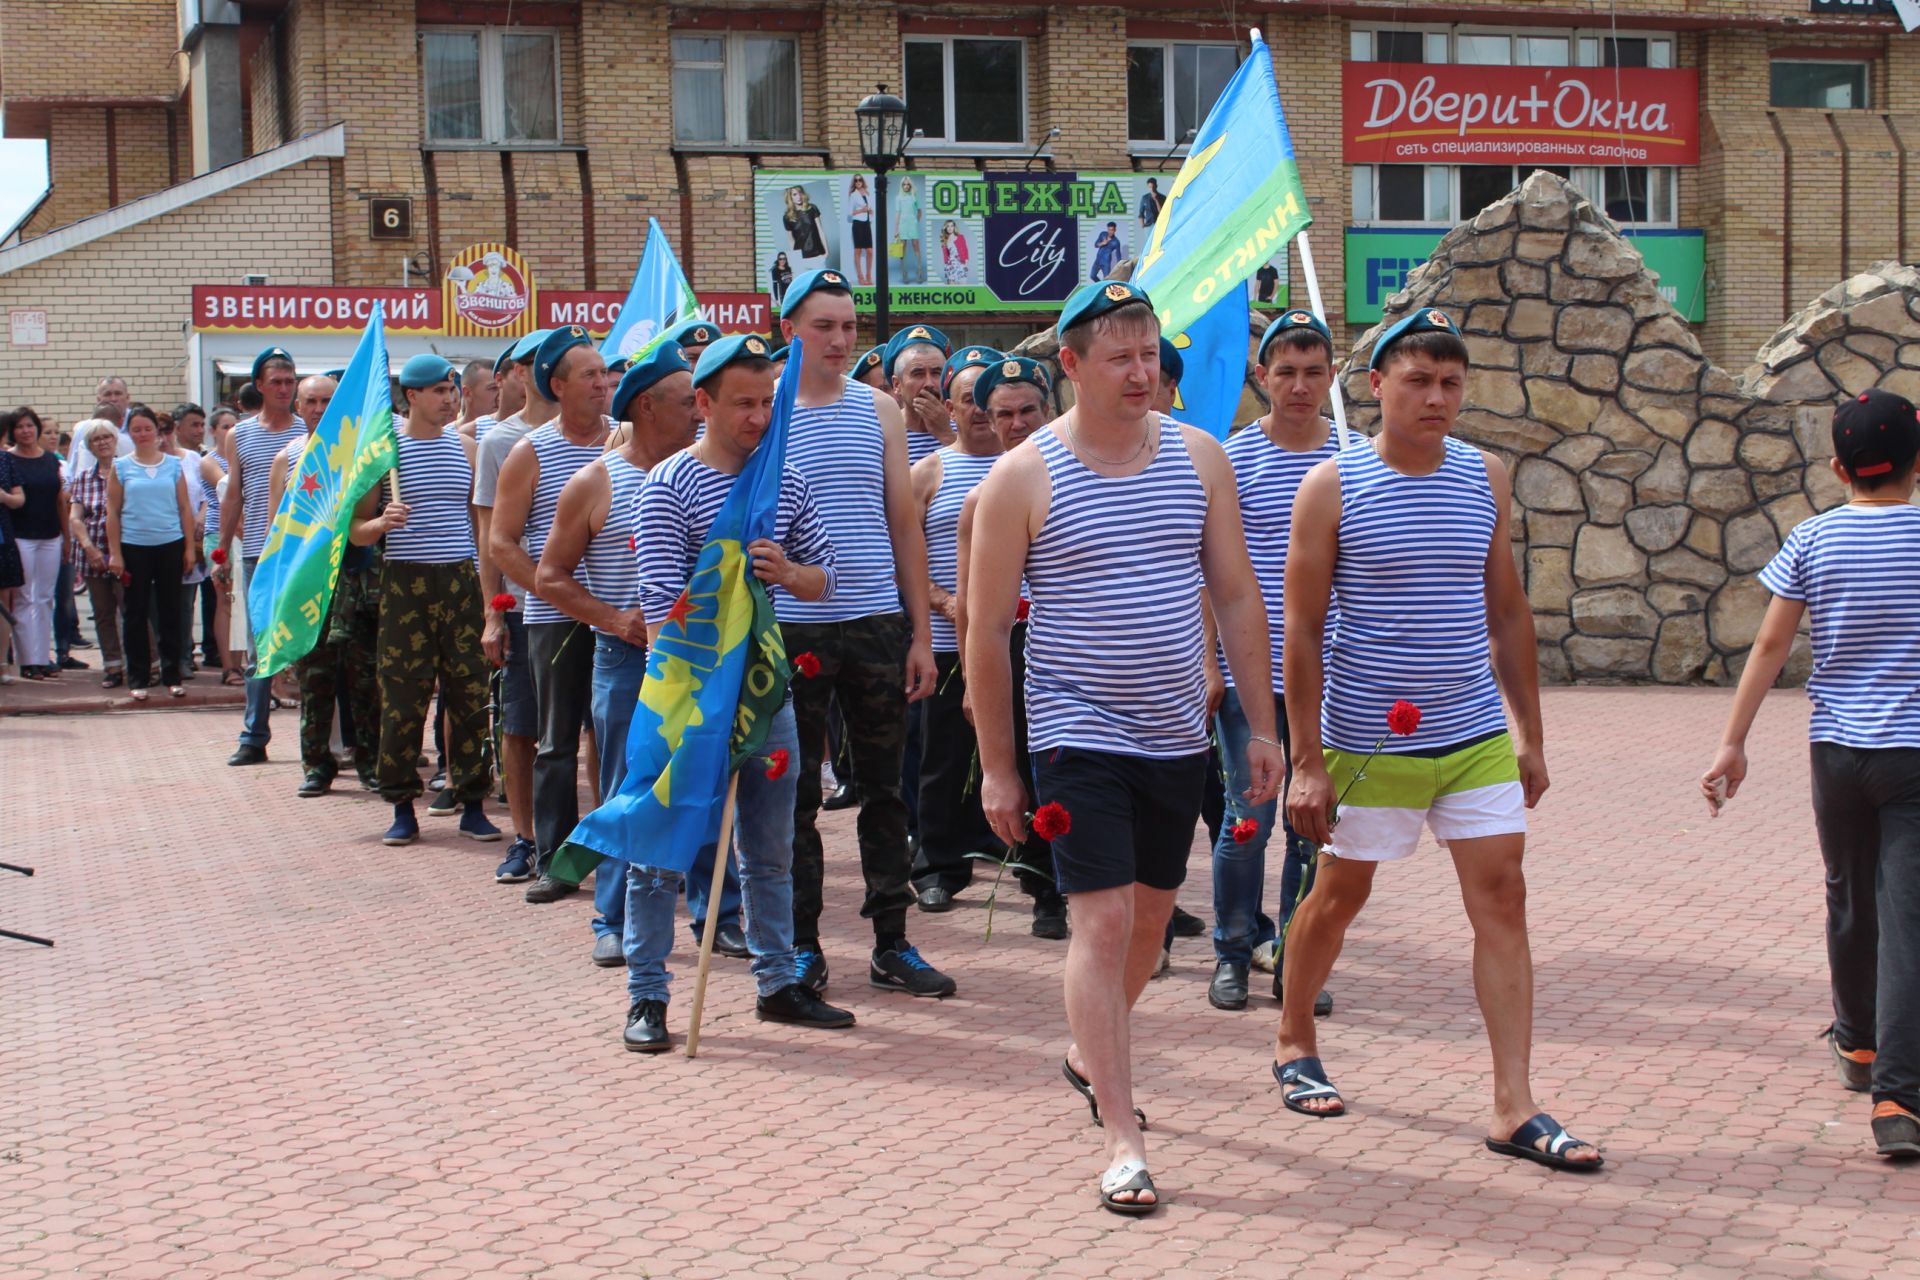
[[1344, 227, 1706, 324]]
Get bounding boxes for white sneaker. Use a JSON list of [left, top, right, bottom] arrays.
[[1251, 940, 1280, 973]]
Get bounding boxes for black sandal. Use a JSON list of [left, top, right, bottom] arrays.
[[1274, 1056, 1346, 1118], [1061, 1058, 1147, 1130], [101, 672, 124, 689], [1485, 1112, 1604, 1172]]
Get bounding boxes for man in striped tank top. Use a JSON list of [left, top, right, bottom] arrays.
[[490, 326, 613, 902], [884, 324, 955, 466], [219, 346, 307, 767], [967, 281, 1283, 1213], [455, 359, 498, 446], [907, 346, 1002, 912], [347, 355, 501, 848], [1205, 312, 1342, 1015], [533, 345, 719, 968], [1703, 388, 1920, 1161], [1279, 309, 1599, 1170], [775, 270, 953, 1000]]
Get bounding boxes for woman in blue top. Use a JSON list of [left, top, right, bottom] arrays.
[[107, 403, 196, 699]]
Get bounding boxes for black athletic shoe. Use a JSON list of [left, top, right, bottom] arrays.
[[1032, 895, 1069, 940], [1170, 905, 1206, 938], [623, 1000, 670, 1053], [427, 788, 458, 817], [870, 945, 956, 998], [296, 773, 331, 798], [524, 873, 578, 904], [756, 983, 856, 1028], [796, 946, 828, 994]]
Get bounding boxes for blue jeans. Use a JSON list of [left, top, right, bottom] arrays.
[[239, 556, 273, 747], [1210, 685, 1315, 965], [623, 702, 801, 1003]]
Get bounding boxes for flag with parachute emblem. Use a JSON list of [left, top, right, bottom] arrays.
[[602, 216, 704, 362], [246, 307, 397, 677]]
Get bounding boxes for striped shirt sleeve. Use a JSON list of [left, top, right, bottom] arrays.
[[1758, 527, 1806, 601], [635, 475, 696, 621]]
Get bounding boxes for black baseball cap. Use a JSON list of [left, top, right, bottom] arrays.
[[1832, 388, 1920, 480]]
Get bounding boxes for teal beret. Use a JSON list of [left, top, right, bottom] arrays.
[[942, 346, 1003, 397], [853, 346, 885, 380], [692, 332, 779, 389], [251, 346, 294, 382], [779, 268, 853, 319], [1157, 338, 1183, 386], [1056, 280, 1154, 339], [1368, 306, 1462, 371], [663, 319, 723, 350], [511, 327, 554, 363], [1258, 309, 1334, 364], [610, 344, 692, 421], [492, 341, 519, 375], [533, 325, 593, 401], [972, 356, 1051, 412], [882, 324, 952, 378], [397, 353, 455, 390], [769, 345, 791, 365]]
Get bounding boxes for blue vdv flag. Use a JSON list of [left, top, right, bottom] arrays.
[[1167, 281, 1248, 440], [602, 217, 703, 361], [550, 343, 802, 883]]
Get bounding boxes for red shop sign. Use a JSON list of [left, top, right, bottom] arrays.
[[1342, 63, 1700, 167], [539, 291, 770, 338], [192, 285, 442, 333]]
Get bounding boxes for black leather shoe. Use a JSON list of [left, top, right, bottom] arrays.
[[623, 999, 670, 1053], [916, 885, 955, 913], [1209, 961, 1250, 1010], [59, 655, 90, 671], [227, 744, 268, 766], [524, 874, 578, 904], [1031, 896, 1069, 940], [1171, 905, 1206, 938], [756, 982, 855, 1028], [822, 782, 856, 811], [1271, 966, 1335, 1017], [296, 773, 331, 798], [711, 922, 748, 958]]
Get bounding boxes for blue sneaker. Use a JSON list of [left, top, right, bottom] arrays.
[[381, 802, 420, 847], [495, 837, 535, 883], [459, 800, 502, 842], [869, 944, 955, 998]]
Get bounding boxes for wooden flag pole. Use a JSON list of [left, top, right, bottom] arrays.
[[1294, 231, 1352, 452], [387, 465, 403, 505], [684, 771, 742, 1058]]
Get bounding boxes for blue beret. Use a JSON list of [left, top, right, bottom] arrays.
[[1368, 306, 1463, 371], [692, 333, 779, 389], [942, 346, 1002, 397], [511, 327, 554, 363], [1056, 279, 1154, 338], [882, 324, 952, 378], [610, 343, 692, 421], [853, 346, 885, 380], [606, 356, 631, 376], [663, 318, 723, 350], [779, 268, 853, 319], [533, 325, 594, 401], [492, 341, 519, 375], [1258, 309, 1334, 364], [321, 368, 346, 382], [251, 346, 295, 382], [972, 356, 1052, 412], [769, 345, 791, 365], [397, 353, 455, 390], [1157, 338, 1184, 386]]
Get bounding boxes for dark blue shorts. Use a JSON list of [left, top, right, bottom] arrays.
[[499, 610, 537, 738], [1030, 745, 1209, 895]]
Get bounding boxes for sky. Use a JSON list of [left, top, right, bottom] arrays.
[[1, 138, 52, 237]]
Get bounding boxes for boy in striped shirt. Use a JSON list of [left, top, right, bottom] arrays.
[[1703, 387, 1920, 1160]]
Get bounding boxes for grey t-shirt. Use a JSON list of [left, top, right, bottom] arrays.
[[472, 411, 543, 605]]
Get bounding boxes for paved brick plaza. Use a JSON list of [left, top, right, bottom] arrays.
[[5, 688, 1916, 1278]]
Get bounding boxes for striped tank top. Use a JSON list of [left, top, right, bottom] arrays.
[[1323, 435, 1506, 755], [581, 454, 648, 631], [907, 431, 946, 466], [233, 414, 308, 558], [924, 446, 999, 653], [1219, 422, 1339, 694], [204, 450, 227, 537], [385, 430, 476, 564], [1025, 416, 1209, 758], [522, 424, 608, 625], [777, 377, 898, 623]]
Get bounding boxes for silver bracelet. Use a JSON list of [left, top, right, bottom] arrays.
[[1249, 734, 1282, 749]]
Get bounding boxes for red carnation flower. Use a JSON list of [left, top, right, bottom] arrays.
[[793, 652, 821, 678], [1016, 598, 1031, 621], [1386, 700, 1422, 736], [1031, 801, 1072, 842], [1231, 818, 1259, 844], [629, 534, 637, 552], [210, 547, 228, 566], [765, 748, 790, 781], [488, 593, 517, 613], [119, 570, 133, 587]]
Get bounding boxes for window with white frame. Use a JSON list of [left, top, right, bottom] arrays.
[[902, 37, 1025, 146], [1127, 42, 1239, 150], [1350, 25, 1672, 69], [670, 33, 800, 145], [1770, 60, 1870, 109], [421, 27, 561, 146], [1352, 163, 1676, 227]]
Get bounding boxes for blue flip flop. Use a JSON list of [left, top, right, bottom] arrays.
[[1485, 1112, 1604, 1172], [1274, 1056, 1346, 1118]]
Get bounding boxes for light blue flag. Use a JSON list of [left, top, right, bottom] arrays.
[[602, 216, 704, 361], [1168, 281, 1248, 440]]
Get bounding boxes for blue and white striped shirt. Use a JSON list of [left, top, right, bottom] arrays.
[[581, 453, 648, 632], [1025, 416, 1210, 758], [232, 413, 308, 558], [522, 424, 608, 625], [776, 378, 896, 623], [907, 431, 946, 466], [385, 430, 475, 564], [924, 447, 999, 653], [634, 448, 836, 621], [471, 414, 497, 444], [204, 450, 227, 538], [1760, 503, 1920, 749], [1220, 422, 1339, 695], [1323, 436, 1506, 755]]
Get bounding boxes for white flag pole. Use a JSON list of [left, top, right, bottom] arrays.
[[1294, 231, 1350, 452]]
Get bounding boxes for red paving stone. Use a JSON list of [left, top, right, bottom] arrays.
[[6, 689, 1920, 1277]]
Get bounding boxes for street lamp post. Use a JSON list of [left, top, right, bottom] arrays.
[[854, 85, 910, 344]]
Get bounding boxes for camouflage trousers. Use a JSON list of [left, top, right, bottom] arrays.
[[375, 559, 492, 805], [785, 611, 915, 945], [298, 561, 381, 784]]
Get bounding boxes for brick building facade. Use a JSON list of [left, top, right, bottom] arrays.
[[4, 0, 1920, 422]]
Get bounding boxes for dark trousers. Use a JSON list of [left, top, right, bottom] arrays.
[[525, 620, 595, 866], [122, 540, 185, 689], [375, 560, 491, 805], [198, 578, 219, 663], [912, 651, 994, 893], [54, 555, 80, 661], [1810, 741, 1920, 1110], [302, 568, 381, 784], [787, 612, 915, 945], [239, 556, 274, 747], [1006, 622, 1057, 904], [298, 639, 345, 778]]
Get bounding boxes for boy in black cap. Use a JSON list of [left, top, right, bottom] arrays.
[[1704, 387, 1920, 1160]]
